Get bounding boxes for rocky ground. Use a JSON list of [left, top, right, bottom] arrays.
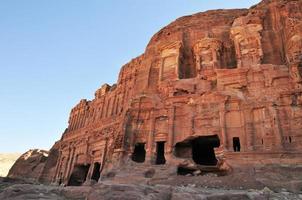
[[0, 153, 21, 177], [1, 164, 302, 200]]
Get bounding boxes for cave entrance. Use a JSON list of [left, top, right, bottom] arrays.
[[67, 164, 90, 186], [155, 141, 166, 165], [91, 162, 101, 182], [192, 135, 220, 165], [174, 135, 220, 166], [131, 143, 146, 163]]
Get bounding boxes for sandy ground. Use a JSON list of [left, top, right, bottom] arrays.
[[0, 153, 20, 177]]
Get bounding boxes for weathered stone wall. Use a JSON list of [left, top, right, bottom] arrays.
[[46, 0, 302, 185]]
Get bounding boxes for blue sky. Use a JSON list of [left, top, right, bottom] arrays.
[[0, 0, 260, 153]]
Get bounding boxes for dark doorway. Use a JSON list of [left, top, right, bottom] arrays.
[[156, 141, 166, 165], [131, 143, 146, 163], [67, 164, 90, 186], [191, 135, 220, 166], [233, 137, 241, 152], [91, 162, 101, 182]]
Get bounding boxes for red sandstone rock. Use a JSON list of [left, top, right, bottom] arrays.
[[7, 149, 49, 181], [11, 0, 302, 185], [38, 143, 60, 184]]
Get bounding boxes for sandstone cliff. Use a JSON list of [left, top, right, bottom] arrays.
[[8, 0, 302, 187]]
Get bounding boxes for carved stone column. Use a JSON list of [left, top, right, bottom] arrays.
[[53, 150, 62, 183], [69, 117, 74, 131], [62, 147, 71, 180], [244, 109, 254, 151], [85, 164, 94, 182], [146, 110, 155, 163], [219, 109, 228, 150], [167, 106, 175, 153], [75, 114, 80, 130], [112, 96, 117, 116], [269, 106, 284, 150], [71, 115, 76, 131], [64, 146, 75, 183], [99, 97, 105, 119], [101, 96, 107, 118], [190, 104, 196, 136]]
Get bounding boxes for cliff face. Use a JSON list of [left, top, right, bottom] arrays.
[[10, 0, 302, 185]]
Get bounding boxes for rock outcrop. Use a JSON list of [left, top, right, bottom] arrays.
[[7, 149, 49, 181], [38, 143, 60, 184], [10, 0, 302, 186]]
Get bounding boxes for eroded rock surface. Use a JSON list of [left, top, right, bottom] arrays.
[[7, 0, 302, 194], [7, 149, 49, 181], [50, 0, 302, 187]]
